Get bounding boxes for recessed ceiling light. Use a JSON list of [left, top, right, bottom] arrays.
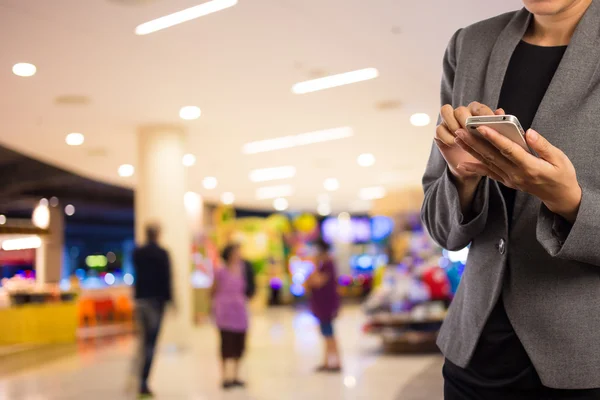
[[12, 63, 37, 77], [0, 215, 6, 225], [317, 203, 331, 216], [359, 186, 387, 200], [357, 153, 376, 167], [50, 197, 59, 207], [324, 178, 340, 192], [203, 176, 218, 190], [249, 166, 296, 182], [179, 106, 202, 120], [221, 192, 235, 205], [182, 153, 196, 166], [256, 184, 293, 200], [135, 0, 238, 35], [242, 127, 353, 154], [184, 191, 202, 210], [118, 164, 135, 177], [410, 113, 431, 127], [273, 198, 289, 211], [66, 133, 85, 146], [65, 204, 76, 216], [292, 67, 379, 94], [40, 198, 49, 207]]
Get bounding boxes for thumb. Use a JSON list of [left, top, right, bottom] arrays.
[[495, 108, 505, 115], [526, 129, 558, 162]]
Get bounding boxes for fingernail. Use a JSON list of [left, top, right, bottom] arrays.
[[455, 129, 465, 138], [527, 129, 538, 142], [476, 126, 487, 136]]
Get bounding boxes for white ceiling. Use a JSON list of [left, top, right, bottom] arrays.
[[0, 0, 522, 212]]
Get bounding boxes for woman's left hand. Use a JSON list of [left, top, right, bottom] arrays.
[[454, 126, 582, 223]]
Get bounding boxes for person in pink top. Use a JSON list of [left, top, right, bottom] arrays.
[[211, 244, 249, 390]]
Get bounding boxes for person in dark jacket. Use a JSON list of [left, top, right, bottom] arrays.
[[132, 224, 173, 399]]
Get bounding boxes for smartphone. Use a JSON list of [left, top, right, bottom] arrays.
[[465, 115, 531, 153]]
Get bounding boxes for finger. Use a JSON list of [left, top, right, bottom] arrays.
[[435, 124, 455, 146], [454, 106, 472, 129], [456, 129, 516, 172], [454, 134, 511, 182], [461, 162, 505, 183], [440, 104, 460, 133], [525, 129, 562, 166], [468, 102, 495, 117], [476, 125, 537, 168], [495, 108, 505, 115]]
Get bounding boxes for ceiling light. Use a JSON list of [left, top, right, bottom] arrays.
[[410, 113, 431, 127], [249, 166, 296, 182], [317, 203, 331, 216], [65, 204, 76, 216], [292, 68, 379, 94], [256, 184, 293, 200], [40, 198, 49, 207], [179, 106, 202, 120], [50, 197, 59, 207], [359, 186, 387, 200], [203, 176, 218, 190], [273, 198, 289, 211], [135, 0, 238, 35], [221, 192, 235, 205], [118, 164, 135, 177], [12, 63, 37, 77], [182, 153, 196, 166], [32, 204, 50, 229], [357, 153, 376, 167], [184, 191, 202, 210], [2, 236, 42, 251], [0, 215, 6, 225], [324, 178, 340, 192], [66, 133, 85, 146], [242, 127, 353, 154]]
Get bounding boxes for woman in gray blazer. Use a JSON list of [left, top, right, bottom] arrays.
[[421, 0, 600, 398]]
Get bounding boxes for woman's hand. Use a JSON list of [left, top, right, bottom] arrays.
[[455, 126, 582, 223], [435, 102, 505, 182]]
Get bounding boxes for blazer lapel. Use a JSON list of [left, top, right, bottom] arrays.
[[482, 8, 531, 109], [513, 1, 600, 222]]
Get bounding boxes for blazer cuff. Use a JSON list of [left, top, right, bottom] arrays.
[[445, 167, 490, 240], [537, 185, 600, 266]]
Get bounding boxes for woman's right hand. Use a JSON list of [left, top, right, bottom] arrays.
[[435, 102, 504, 183]]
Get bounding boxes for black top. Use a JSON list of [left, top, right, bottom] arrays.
[[446, 41, 567, 389], [133, 242, 173, 302]]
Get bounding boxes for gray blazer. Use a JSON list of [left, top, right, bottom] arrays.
[[422, 3, 600, 390]]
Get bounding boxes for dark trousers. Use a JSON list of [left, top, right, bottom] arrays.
[[136, 299, 165, 391]]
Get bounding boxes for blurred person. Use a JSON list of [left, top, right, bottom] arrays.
[[421, 0, 600, 398], [131, 224, 173, 399], [212, 243, 251, 390], [305, 238, 341, 372]]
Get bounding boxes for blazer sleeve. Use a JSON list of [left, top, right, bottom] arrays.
[[537, 185, 600, 265], [420, 29, 491, 251]]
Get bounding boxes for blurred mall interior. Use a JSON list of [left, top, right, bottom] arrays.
[[0, 0, 523, 399]]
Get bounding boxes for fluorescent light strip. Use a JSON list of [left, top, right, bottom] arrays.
[[359, 186, 387, 201], [292, 68, 379, 94], [249, 166, 296, 182], [243, 127, 353, 154], [2, 236, 42, 251], [135, 0, 238, 35], [256, 184, 293, 200]]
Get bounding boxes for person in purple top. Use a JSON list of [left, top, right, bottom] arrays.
[[212, 243, 249, 390], [306, 238, 342, 372]]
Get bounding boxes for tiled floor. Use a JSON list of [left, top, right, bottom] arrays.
[[0, 306, 444, 400]]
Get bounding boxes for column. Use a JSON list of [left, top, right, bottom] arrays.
[[36, 204, 64, 285], [136, 124, 192, 348]]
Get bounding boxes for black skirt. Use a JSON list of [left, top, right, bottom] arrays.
[[220, 330, 246, 360]]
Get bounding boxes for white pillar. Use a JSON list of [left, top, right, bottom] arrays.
[[136, 124, 192, 348], [36, 204, 64, 285]]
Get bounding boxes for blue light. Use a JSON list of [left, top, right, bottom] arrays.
[[290, 284, 305, 297], [371, 216, 394, 241]]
